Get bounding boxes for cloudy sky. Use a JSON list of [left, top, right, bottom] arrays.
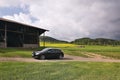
[[0, 0, 120, 41]]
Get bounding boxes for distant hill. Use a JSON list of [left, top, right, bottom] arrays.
[[40, 36, 68, 43], [40, 36, 120, 45], [71, 37, 120, 45]]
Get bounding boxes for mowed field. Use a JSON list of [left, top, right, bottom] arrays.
[[0, 62, 120, 80], [0, 42, 120, 80]]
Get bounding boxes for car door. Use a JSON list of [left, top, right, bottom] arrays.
[[46, 49, 55, 58], [54, 49, 59, 58], [50, 49, 56, 58]]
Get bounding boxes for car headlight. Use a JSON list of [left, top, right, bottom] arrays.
[[35, 52, 39, 55]]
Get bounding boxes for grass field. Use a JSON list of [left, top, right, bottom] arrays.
[[0, 43, 120, 80], [40, 42, 120, 59], [0, 61, 120, 80], [63, 45, 120, 59], [0, 42, 120, 59], [0, 47, 44, 58]]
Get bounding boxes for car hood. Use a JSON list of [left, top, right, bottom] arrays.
[[35, 51, 42, 53]]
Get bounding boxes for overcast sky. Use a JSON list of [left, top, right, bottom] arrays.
[[0, 0, 120, 41]]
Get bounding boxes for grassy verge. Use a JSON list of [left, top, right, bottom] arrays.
[[0, 47, 44, 58], [0, 61, 120, 80]]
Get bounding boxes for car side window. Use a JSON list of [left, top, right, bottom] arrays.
[[53, 49, 57, 53], [55, 49, 61, 53], [48, 49, 54, 53], [57, 50, 60, 53], [54, 50, 58, 53], [52, 49, 58, 53], [47, 50, 51, 53], [47, 49, 61, 53]]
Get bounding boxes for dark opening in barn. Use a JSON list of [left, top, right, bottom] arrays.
[[0, 18, 48, 48]]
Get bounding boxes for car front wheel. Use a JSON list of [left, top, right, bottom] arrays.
[[40, 55, 45, 60], [59, 54, 63, 59]]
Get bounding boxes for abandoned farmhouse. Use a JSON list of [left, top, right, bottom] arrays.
[[0, 18, 47, 48]]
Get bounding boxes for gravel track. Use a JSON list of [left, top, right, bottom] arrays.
[[0, 54, 120, 62]]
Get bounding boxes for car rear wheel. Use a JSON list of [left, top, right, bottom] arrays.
[[59, 54, 63, 59], [40, 55, 45, 60]]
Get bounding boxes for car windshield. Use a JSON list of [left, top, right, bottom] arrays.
[[41, 48, 51, 52]]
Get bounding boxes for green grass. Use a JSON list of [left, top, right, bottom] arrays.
[[0, 43, 120, 80], [0, 42, 120, 59], [0, 61, 120, 80], [40, 42, 120, 59], [0, 47, 44, 58], [62, 45, 120, 59], [79, 46, 120, 59]]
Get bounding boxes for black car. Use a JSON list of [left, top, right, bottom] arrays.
[[32, 48, 64, 60]]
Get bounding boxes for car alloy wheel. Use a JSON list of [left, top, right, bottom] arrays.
[[40, 55, 45, 60], [59, 54, 63, 59]]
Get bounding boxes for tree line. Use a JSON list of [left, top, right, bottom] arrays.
[[71, 38, 120, 46], [40, 36, 120, 46]]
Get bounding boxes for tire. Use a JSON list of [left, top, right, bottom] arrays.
[[59, 54, 63, 59], [39, 55, 45, 60]]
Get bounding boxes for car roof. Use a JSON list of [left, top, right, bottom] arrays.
[[43, 48, 61, 50]]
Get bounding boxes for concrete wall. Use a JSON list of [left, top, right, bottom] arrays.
[[23, 44, 39, 48], [0, 42, 5, 48]]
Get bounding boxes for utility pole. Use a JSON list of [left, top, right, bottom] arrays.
[[4, 23, 7, 48], [43, 32, 45, 48]]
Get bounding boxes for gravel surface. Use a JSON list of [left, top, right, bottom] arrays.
[[0, 54, 120, 62]]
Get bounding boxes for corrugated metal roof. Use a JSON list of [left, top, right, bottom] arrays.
[[0, 18, 48, 31]]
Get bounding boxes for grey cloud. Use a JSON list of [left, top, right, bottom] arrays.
[[41, 0, 120, 41], [110, 18, 120, 24], [2, 0, 120, 41]]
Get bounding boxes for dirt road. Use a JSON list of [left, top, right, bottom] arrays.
[[0, 54, 120, 62]]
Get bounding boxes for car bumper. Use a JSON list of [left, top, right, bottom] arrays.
[[32, 53, 39, 59]]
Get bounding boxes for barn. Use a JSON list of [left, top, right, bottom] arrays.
[[0, 18, 47, 48]]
